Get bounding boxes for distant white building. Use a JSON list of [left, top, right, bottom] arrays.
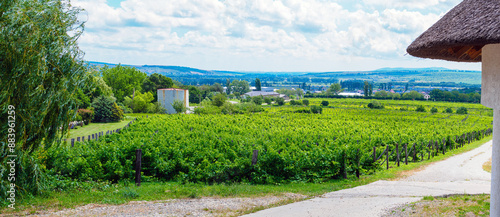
[[157, 88, 189, 114], [339, 92, 363, 97]]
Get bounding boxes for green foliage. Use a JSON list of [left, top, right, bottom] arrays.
[[445, 107, 454, 113], [290, 100, 302, 106], [252, 96, 263, 105], [0, 0, 89, 151], [212, 94, 227, 107], [402, 91, 424, 100], [430, 107, 438, 114], [142, 73, 174, 100], [310, 105, 322, 114], [367, 101, 383, 109], [415, 105, 426, 112], [456, 107, 468, 114], [172, 100, 187, 114], [275, 97, 285, 106], [302, 99, 310, 106], [101, 65, 147, 102], [230, 80, 250, 95], [78, 109, 95, 125], [321, 101, 329, 106], [255, 78, 261, 91], [92, 96, 123, 123], [277, 89, 304, 98], [327, 83, 343, 95], [123, 92, 154, 113], [264, 97, 272, 105]]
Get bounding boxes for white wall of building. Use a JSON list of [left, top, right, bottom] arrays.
[[157, 89, 189, 114]]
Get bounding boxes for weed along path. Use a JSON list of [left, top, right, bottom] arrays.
[[244, 140, 492, 217]]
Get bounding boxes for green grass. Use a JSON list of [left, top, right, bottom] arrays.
[[2, 136, 492, 215], [65, 115, 142, 139], [413, 194, 490, 216]]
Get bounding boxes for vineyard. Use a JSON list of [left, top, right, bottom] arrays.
[[43, 99, 493, 185]]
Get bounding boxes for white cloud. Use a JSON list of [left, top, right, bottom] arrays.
[[72, 0, 479, 71]]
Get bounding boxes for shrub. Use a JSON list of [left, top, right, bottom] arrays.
[[212, 94, 226, 107], [321, 101, 329, 106], [444, 107, 453, 113], [415, 105, 426, 112], [252, 96, 263, 105], [275, 97, 285, 106], [456, 107, 468, 114], [172, 100, 187, 114], [302, 99, 310, 106], [367, 100, 383, 109], [430, 107, 438, 114], [290, 100, 302, 106], [78, 109, 94, 125], [310, 105, 322, 114], [295, 108, 311, 113], [92, 96, 123, 123], [264, 97, 272, 105]]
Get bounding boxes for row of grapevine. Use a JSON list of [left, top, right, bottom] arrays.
[[46, 105, 493, 184]]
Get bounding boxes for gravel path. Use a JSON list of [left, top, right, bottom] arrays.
[[244, 140, 492, 217], [30, 194, 306, 217]]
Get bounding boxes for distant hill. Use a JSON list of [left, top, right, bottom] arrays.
[[87, 61, 245, 76]]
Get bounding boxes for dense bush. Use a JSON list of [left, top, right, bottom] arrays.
[[321, 101, 329, 106], [212, 94, 226, 107], [415, 105, 426, 112], [310, 105, 322, 114], [367, 101, 383, 109], [172, 100, 187, 114], [302, 99, 310, 106], [78, 109, 95, 125], [444, 107, 454, 113], [290, 100, 302, 106], [252, 96, 263, 105], [456, 107, 468, 114], [275, 97, 285, 106], [264, 97, 272, 105], [92, 96, 124, 123], [430, 107, 438, 114]]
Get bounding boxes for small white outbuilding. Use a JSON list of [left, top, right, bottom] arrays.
[[157, 88, 189, 114]]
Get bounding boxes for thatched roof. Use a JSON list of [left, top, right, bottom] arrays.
[[407, 0, 500, 62]]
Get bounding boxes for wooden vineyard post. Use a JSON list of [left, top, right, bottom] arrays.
[[252, 150, 258, 165], [435, 141, 439, 156], [386, 146, 389, 170], [343, 151, 348, 179], [135, 149, 142, 186], [71, 138, 74, 147], [396, 143, 400, 167], [405, 143, 408, 165], [413, 143, 416, 163], [443, 138, 446, 155], [356, 148, 360, 179], [77, 137, 80, 142], [373, 147, 376, 162]]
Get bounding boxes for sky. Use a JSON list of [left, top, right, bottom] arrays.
[[73, 0, 481, 72]]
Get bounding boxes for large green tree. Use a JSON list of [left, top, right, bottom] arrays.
[[0, 0, 89, 151], [230, 80, 250, 95], [101, 64, 147, 102], [142, 73, 173, 100], [255, 78, 261, 91]]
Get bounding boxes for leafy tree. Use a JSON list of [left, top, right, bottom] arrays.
[[212, 83, 224, 93], [321, 101, 329, 106], [212, 94, 227, 107], [255, 78, 261, 91], [230, 80, 250, 95], [374, 90, 388, 98], [456, 107, 468, 114], [275, 97, 285, 106], [403, 91, 424, 100], [430, 107, 438, 113], [92, 96, 124, 122], [78, 109, 95, 125], [0, 0, 88, 151], [172, 100, 187, 114], [225, 79, 231, 94], [302, 99, 310, 106], [101, 65, 147, 102], [364, 81, 370, 97], [142, 73, 173, 100], [327, 83, 343, 95], [123, 92, 154, 113]]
